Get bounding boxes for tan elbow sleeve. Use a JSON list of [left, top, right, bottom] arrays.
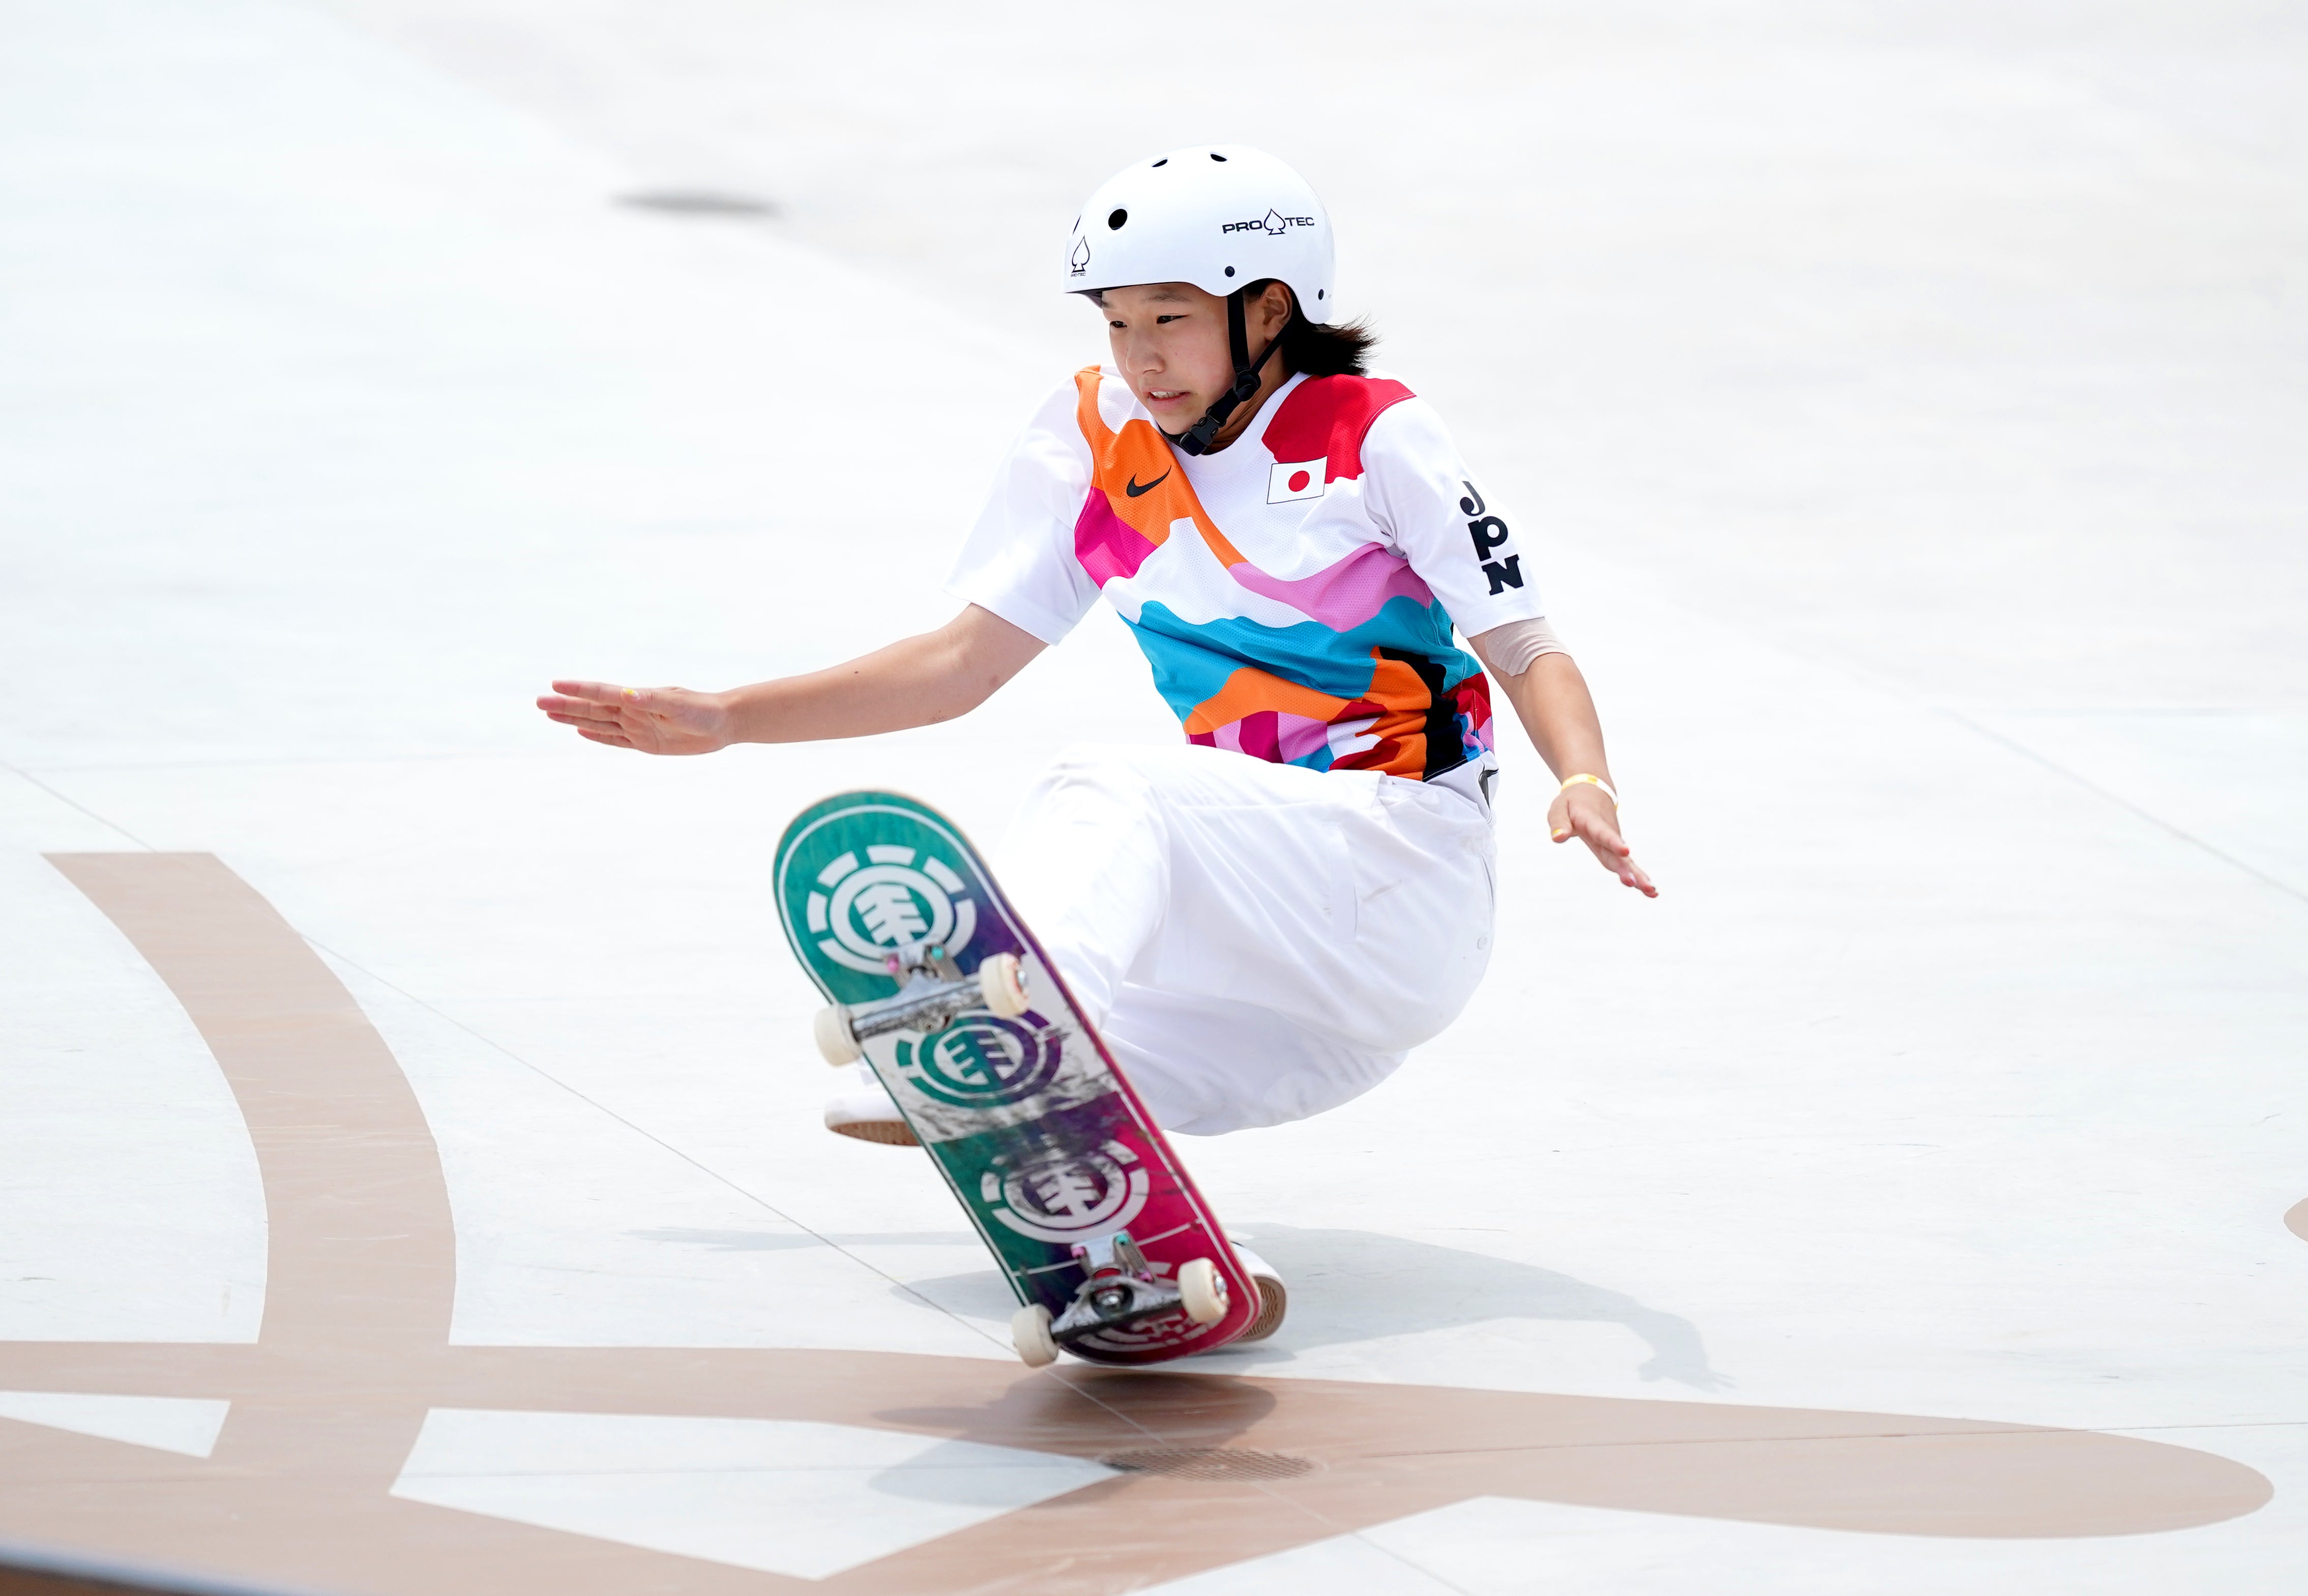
[[1469, 617, 1566, 679]]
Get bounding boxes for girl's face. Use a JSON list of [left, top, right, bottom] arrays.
[[1097, 281, 1293, 441]]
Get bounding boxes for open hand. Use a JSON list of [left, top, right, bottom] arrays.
[[1549, 783, 1658, 896], [536, 680, 732, 755]]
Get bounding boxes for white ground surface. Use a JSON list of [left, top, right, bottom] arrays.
[[3, 0, 2304, 1590]]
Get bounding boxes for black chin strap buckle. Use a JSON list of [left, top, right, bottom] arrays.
[[1168, 287, 1281, 457]]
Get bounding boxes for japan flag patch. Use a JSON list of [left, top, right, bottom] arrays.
[[1266, 457, 1328, 504]]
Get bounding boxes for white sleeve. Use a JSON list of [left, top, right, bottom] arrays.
[[942, 378, 1103, 646], [1359, 396, 1546, 635]]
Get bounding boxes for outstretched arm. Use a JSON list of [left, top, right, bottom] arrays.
[[537, 603, 1046, 755], [1473, 638, 1658, 898]]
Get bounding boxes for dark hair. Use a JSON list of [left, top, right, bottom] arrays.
[[1251, 279, 1377, 376], [1083, 280, 1377, 376], [1281, 310, 1377, 376]]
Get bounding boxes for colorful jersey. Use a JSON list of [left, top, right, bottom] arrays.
[[947, 366, 1544, 781]]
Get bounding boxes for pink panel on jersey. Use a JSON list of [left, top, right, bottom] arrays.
[[1273, 712, 1336, 763], [1212, 714, 1273, 761], [1226, 540, 1436, 630], [1210, 711, 1334, 765], [1074, 488, 1160, 586], [1258, 374, 1416, 482]]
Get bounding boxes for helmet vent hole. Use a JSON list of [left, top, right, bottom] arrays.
[[1210, 152, 1228, 161], [1151, 158, 1168, 167], [1318, 289, 1325, 299], [1224, 266, 1235, 277], [1108, 208, 1128, 230]]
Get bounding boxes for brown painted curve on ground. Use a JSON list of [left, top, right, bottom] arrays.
[[0, 853, 2271, 1596], [2286, 1200, 2308, 1243]]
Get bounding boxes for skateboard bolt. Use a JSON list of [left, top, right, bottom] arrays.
[[1093, 1285, 1132, 1316]]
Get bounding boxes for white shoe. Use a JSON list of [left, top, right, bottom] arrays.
[[1229, 1243, 1288, 1343], [822, 1061, 918, 1147]]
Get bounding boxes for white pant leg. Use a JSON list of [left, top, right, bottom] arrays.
[[990, 746, 1171, 1030], [995, 743, 1497, 1135], [1100, 986, 1410, 1135]]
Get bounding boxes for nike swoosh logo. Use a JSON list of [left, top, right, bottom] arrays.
[[1125, 471, 1170, 498]]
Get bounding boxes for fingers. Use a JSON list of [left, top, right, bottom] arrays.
[[1580, 816, 1629, 857], [547, 679, 632, 706], [1551, 793, 1615, 849], [541, 688, 653, 751], [1579, 826, 1658, 896], [535, 676, 685, 756], [1555, 799, 1660, 897], [538, 698, 627, 726], [540, 684, 686, 734]]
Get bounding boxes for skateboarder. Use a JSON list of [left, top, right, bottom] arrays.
[[539, 145, 1656, 1335]]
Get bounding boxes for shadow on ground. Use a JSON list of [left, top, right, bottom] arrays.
[[1210, 1224, 1730, 1389], [763, 1221, 1735, 1391]]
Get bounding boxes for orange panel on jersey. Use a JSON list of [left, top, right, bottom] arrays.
[[1340, 653, 1436, 778], [1074, 367, 1251, 567], [1182, 667, 1354, 735]]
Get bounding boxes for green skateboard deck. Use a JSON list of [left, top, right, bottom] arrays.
[[775, 790, 1257, 1364]]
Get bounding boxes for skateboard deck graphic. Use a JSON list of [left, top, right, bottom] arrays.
[[774, 791, 1258, 1364]]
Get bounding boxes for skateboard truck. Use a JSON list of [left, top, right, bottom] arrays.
[[1012, 1231, 1230, 1366], [812, 945, 1032, 1065], [1050, 1230, 1183, 1343]]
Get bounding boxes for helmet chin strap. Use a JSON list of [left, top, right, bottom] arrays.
[[1167, 287, 1284, 457]]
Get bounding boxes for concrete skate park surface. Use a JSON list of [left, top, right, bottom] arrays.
[[2, 2, 2302, 1592]]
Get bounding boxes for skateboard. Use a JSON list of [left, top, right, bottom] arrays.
[[774, 790, 1260, 1366]]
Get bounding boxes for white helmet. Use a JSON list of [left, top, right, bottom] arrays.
[[1062, 144, 1337, 324]]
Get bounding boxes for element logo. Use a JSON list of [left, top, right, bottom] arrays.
[[981, 1141, 1151, 1242], [894, 1015, 1062, 1108], [804, 844, 979, 974]]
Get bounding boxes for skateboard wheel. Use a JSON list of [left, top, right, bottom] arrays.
[[1012, 1304, 1058, 1368], [813, 1004, 861, 1066], [979, 953, 1030, 1019], [1178, 1257, 1228, 1326]]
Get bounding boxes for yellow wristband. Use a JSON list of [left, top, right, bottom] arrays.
[[1559, 773, 1619, 806]]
